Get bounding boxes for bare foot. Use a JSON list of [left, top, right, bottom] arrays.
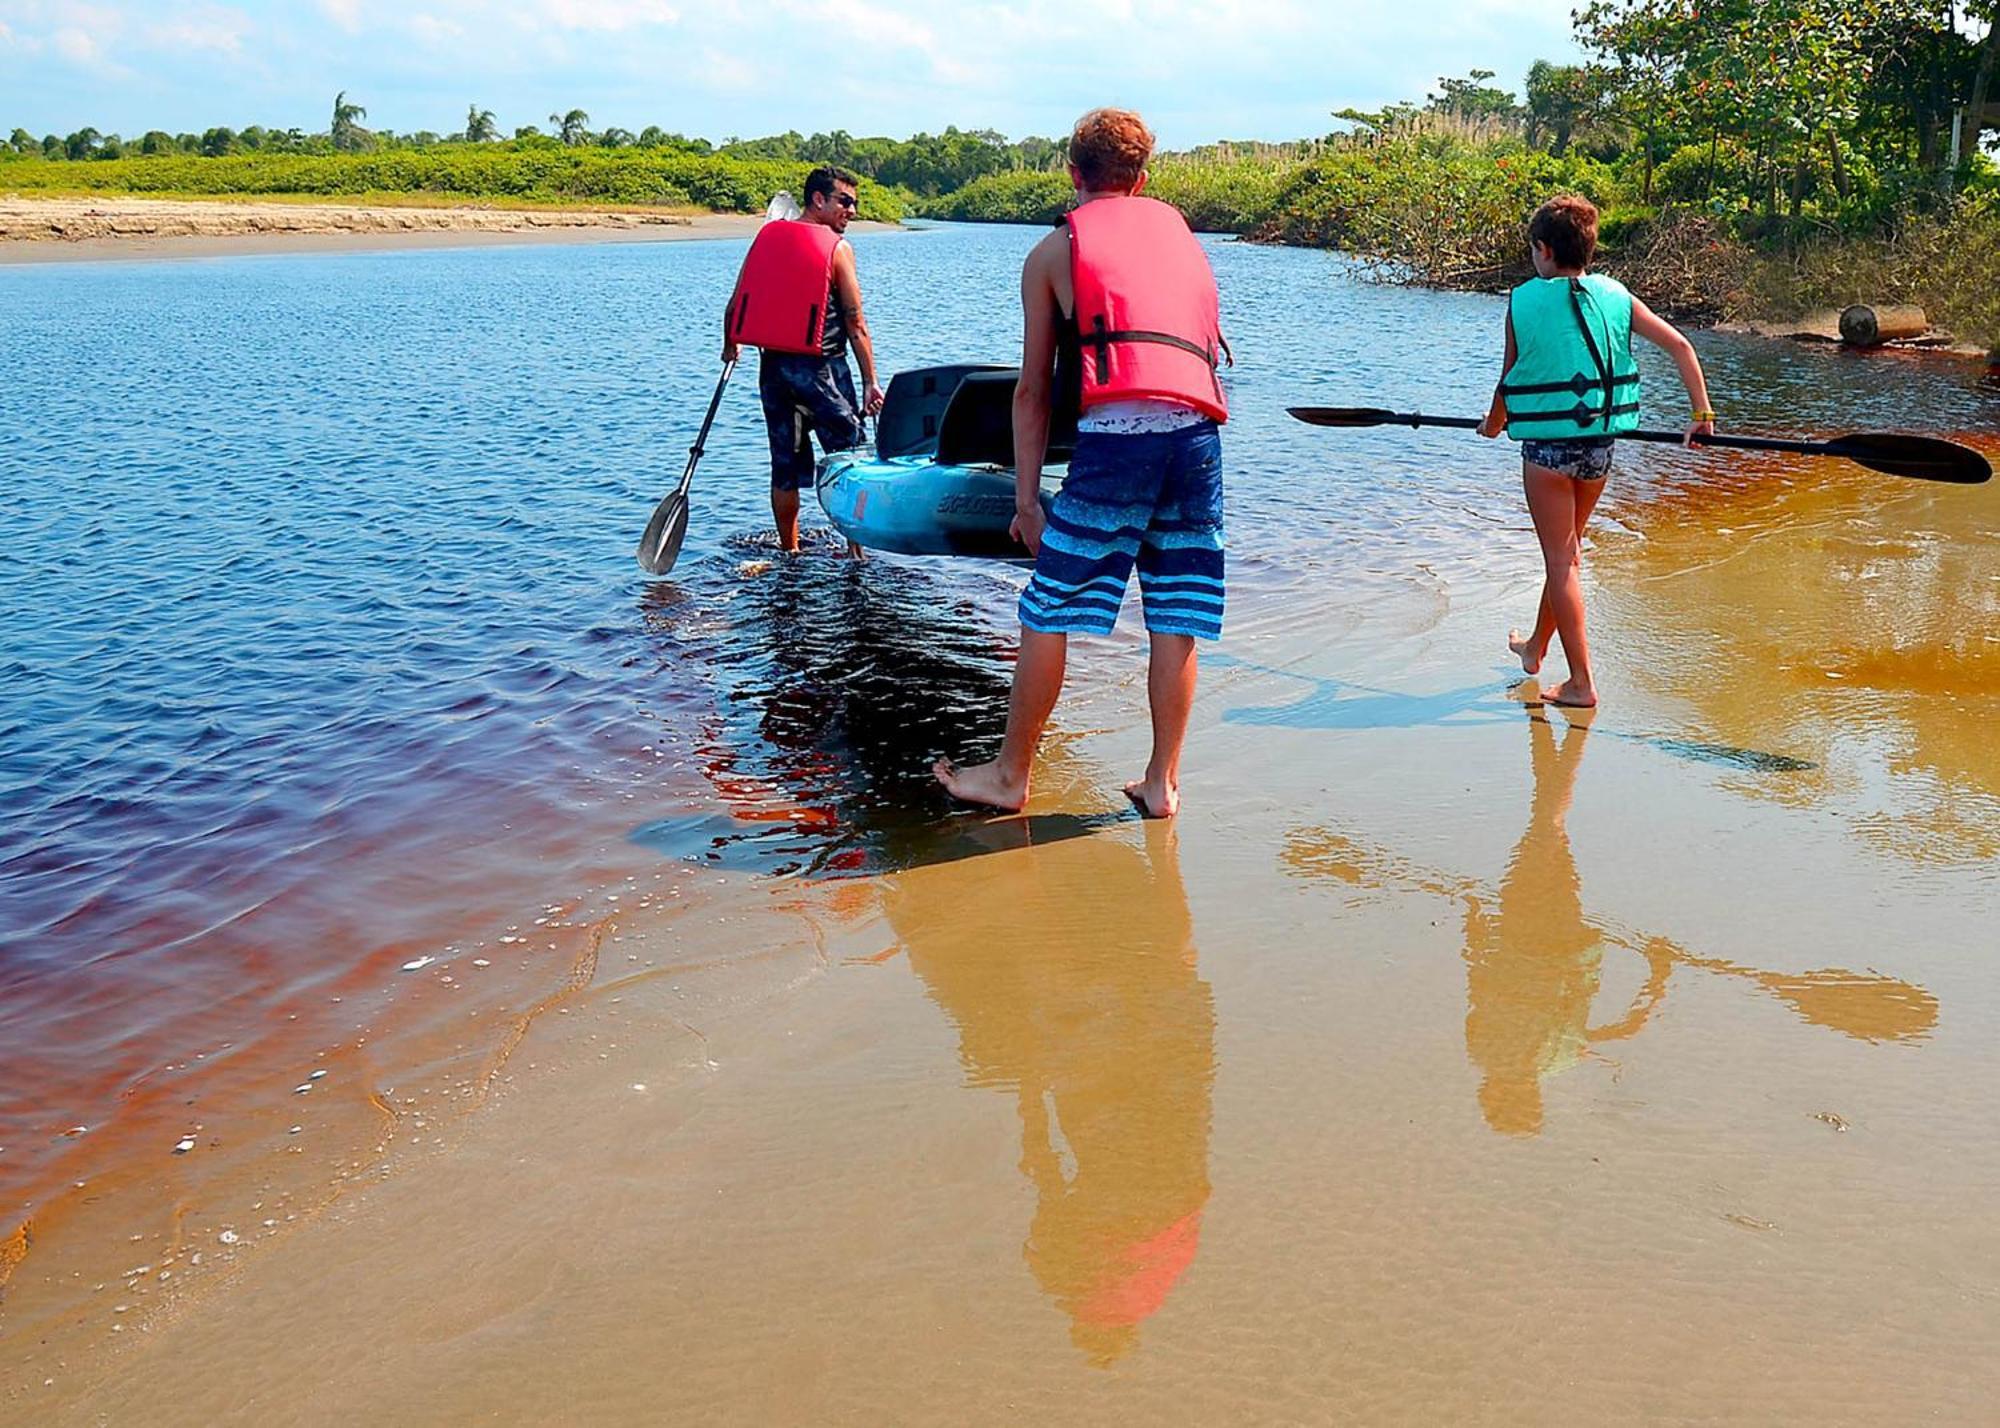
[[1123, 777, 1179, 819], [1508, 628, 1543, 676], [845, 541, 866, 561], [1540, 679, 1598, 709], [933, 757, 1027, 812]]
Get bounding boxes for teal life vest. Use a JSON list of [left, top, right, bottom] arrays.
[[1500, 274, 1641, 440]]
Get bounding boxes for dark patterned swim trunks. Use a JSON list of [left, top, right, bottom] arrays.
[[1521, 437, 1616, 481]]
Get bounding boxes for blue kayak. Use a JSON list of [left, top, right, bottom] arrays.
[[815, 365, 1072, 558]]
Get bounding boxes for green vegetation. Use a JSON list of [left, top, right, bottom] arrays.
[[8, 5, 1998, 347], [0, 145, 910, 221], [923, 148, 1298, 233], [1740, 199, 2000, 350]]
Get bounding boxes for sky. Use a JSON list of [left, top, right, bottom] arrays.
[[0, 0, 1587, 146]]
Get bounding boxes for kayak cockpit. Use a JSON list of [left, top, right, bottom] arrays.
[[816, 364, 1077, 557]]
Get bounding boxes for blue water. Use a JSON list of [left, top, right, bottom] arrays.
[[3, 221, 1995, 1198]]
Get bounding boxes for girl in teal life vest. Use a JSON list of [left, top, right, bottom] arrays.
[[1477, 195, 1717, 709]]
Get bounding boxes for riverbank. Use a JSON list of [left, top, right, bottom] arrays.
[[0, 196, 904, 262], [15, 427, 2000, 1423]]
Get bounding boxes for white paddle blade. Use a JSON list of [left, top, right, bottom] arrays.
[[764, 191, 802, 223]]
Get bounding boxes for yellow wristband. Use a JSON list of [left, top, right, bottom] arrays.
[[1690, 409, 1716, 422]]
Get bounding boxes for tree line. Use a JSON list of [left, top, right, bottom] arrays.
[[1372, 0, 2000, 222], [10, 1, 1996, 231], [6, 92, 1072, 200]]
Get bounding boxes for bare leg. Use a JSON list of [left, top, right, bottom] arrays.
[[1510, 586, 1554, 677], [934, 628, 1068, 811], [771, 488, 802, 552], [1522, 464, 1600, 707], [1126, 633, 1197, 818]]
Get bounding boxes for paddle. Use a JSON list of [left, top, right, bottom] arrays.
[[635, 191, 817, 575], [636, 358, 736, 575], [1288, 407, 1993, 485]]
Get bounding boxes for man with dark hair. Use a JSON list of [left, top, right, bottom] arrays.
[[723, 164, 885, 552]]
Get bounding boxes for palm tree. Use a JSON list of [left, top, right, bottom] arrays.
[[331, 91, 369, 152], [465, 105, 498, 144], [550, 109, 591, 146]]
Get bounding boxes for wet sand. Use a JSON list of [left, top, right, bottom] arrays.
[[8, 435, 1999, 1423], [0, 197, 896, 263]]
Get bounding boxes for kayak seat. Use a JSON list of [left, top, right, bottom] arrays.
[[874, 364, 1011, 459], [934, 371, 1078, 468]]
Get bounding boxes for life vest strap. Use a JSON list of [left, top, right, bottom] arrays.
[[1509, 400, 1642, 430], [1085, 317, 1220, 381], [1502, 371, 1638, 399]]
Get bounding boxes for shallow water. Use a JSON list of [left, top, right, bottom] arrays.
[[4, 224, 1999, 1417]]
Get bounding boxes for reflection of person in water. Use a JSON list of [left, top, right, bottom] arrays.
[[1283, 703, 1935, 1137], [1463, 712, 1669, 1135], [888, 822, 1214, 1366]]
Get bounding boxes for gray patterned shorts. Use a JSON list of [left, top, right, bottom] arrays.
[[1522, 437, 1616, 481]]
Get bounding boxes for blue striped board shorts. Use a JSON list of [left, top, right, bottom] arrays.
[[1018, 421, 1225, 641]]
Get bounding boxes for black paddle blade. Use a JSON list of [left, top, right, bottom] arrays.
[[636, 492, 690, 574], [1821, 433, 1992, 485], [1288, 406, 1405, 428]]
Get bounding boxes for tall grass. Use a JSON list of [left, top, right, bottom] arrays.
[[917, 152, 1304, 234], [1736, 199, 2000, 353]]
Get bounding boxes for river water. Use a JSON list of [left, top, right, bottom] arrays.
[[4, 223, 1999, 1420]]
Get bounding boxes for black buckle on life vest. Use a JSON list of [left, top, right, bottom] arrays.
[[1087, 314, 1222, 383], [1502, 371, 1636, 399], [1568, 400, 1641, 427]]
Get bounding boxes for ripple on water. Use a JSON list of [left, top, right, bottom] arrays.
[[2, 225, 1996, 1250]]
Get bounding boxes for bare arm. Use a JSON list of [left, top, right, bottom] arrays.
[[1010, 234, 1063, 554], [1630, 298, 1716, 444], [832, 244, 884, 413], [1477, 308, 1517, 438], [721, 262, 746, 364]]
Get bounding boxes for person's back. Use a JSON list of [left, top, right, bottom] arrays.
[[1477, 194, 1717, 708], [936, 108, 1229, 818], [721, 165, 885, 552]]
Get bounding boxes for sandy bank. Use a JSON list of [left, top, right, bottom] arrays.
[[0, 196, 894, 263], [12, 436, 2000, 1423]]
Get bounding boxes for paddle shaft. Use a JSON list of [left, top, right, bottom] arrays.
[[1359, 411, 1878, 460], [676, 359, 737, 501]]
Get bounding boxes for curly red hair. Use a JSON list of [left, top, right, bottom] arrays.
[[1068, 108, 1154, 192]]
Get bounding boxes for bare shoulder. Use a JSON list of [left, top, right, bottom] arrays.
[[1024, 226, 1067, 281]]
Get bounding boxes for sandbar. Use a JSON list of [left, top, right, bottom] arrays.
[[0, 195, 895, 263]]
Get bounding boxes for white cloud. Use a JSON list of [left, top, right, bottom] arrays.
[[696, 44, 757, 95], [408, 12, 466, 44], [146, 13, 250, 56], [536, 0, 679, 29], [776, 0, 973, 85], [52, 26, 101, 63], [317, 0, 364, 33]]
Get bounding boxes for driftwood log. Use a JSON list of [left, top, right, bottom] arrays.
[[1839, 304, 1929, 347]]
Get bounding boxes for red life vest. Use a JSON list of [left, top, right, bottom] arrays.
[[1066, 196, 1228, 423], [727, 219, 841, 356]]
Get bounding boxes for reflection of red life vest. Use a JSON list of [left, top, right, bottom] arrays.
[[1066, 196, 1228, 423], [727, 219, 841, 356]]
